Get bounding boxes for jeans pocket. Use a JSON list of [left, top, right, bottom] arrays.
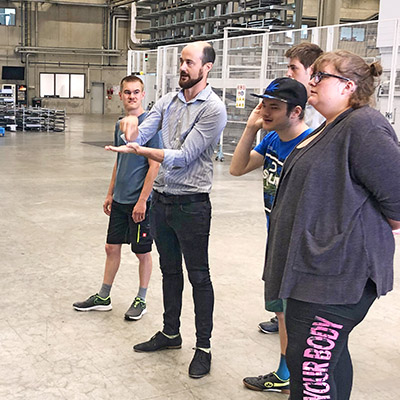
[[177, 201, 211, 237], [179, 200, 211, 216]]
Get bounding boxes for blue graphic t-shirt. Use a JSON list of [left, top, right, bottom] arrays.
[[254, 128, 313, 218]]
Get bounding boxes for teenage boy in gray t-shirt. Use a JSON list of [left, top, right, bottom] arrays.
[[73, 75, 161, 320]]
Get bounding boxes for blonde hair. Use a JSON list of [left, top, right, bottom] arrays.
[[313, 50, 382, 108]]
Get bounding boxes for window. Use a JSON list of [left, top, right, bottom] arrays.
[[340, 26, 365, 42], [0, 8, 16, 26], [70, 75, 85, 98], [301, 24, 309, 40], [56, 74, 69, 98], [40, 73, 85, 98], [40, 74, 55, 97]]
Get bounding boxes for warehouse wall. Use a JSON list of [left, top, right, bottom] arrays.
[[341, 0, 379, 20], [303, 0, 379, 21], [0, 3, 19, 56], [0, 0, 147, 114]]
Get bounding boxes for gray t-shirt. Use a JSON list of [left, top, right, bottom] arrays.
[[113, 112, 162, 204]]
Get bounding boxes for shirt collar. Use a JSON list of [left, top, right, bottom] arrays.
[[177, 84, 212, 104]]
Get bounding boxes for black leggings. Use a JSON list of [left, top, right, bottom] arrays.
[[285, 280, 377, 400]]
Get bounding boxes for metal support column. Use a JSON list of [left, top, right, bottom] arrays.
[[215, 29, 230, 162], [294, 0, 303, 29], [317, 0, 341, 27], [387, 18, 400, 124]]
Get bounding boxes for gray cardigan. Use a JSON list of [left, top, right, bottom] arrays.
[[263, 106, 400, 304]]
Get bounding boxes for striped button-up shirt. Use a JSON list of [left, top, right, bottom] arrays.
[[136, 84, 227, 194]]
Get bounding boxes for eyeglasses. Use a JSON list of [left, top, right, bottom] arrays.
[[310, 71, 351, 84]]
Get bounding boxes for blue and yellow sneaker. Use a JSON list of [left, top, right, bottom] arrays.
[[73, 293, 112, 311], [243, 371, 290, 393]]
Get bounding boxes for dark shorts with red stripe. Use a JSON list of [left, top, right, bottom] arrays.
[[106, 200, 153, 254]]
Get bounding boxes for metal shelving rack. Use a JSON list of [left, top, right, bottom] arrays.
[[0, 105, 66, 133], [0, 90, 15, 107], [22, 108, 42, 131], [134, 0, 300, 48], [0, 105, 17, 131], [51, 109, 66, 132]]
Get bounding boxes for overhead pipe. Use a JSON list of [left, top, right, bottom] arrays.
[[19, 1, 27, 65], [102, 6, 108, 50], [25, 0, 31, 46], [110, 11, 129, 50], [20, 1, 25, 47], [130, 2, 139, 47], [108, 8, 113, 50], [27, 60, 127, 67], [17, 0, 109, 8], [110, 0, 135, 9], [114, 15, 129, 49], [35, 2, 38, 47], [25, 53, 31, 105], [15, 46, 121, 56]]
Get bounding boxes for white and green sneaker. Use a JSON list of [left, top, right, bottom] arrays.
[[125, 296, 147, 320], [73, 294, 112, 311]]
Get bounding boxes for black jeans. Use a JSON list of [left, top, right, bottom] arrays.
[[150, 192, 213, 348], [285, 279, 377, 400]]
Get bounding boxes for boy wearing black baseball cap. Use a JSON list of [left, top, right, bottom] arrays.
[[230, 77, 313, 395], [252, 76, 308, 107]]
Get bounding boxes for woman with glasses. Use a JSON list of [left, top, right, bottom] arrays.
[[262, 50, 400, 399]]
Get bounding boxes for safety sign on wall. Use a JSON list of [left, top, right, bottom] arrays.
[[236, 84, 246, 108]]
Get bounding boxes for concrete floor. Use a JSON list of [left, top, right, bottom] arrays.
[[0, 114, 399, 400]]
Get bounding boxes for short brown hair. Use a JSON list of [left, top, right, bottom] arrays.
[[120, 75, 144, 92], [313, 50, 382, 109], [285, 43, 324, 69], [286, 103, 305, 120]]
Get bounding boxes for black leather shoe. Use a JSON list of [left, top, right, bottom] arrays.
[[188, 349, 211, 378], [133, 331, 182, 352]]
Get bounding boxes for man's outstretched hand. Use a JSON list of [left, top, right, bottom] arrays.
[[106, 142, 164, 163], [105, 142, 140, 154]]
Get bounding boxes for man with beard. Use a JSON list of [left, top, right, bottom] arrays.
[[106, 41, 227, 378]]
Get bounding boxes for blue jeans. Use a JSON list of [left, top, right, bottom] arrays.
[[285, 279, 376, 400], [150, 191, 214, 348]]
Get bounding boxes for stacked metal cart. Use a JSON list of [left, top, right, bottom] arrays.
[[0, 105, 66, 133]]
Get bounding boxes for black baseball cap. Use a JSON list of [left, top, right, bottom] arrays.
[[251, 77, 307, 109]]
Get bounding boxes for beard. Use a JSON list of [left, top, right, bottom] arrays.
[[179, 70, 204, 89]]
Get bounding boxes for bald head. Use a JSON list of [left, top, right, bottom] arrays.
[[184, 41, 215, 65]]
